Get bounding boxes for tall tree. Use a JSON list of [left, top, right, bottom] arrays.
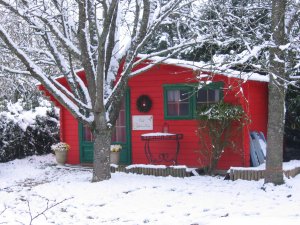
[[264, 0, 287, 185], [0, 0, 199, 182]]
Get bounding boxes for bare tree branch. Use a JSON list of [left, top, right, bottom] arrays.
[[26, 197, 73, 225]]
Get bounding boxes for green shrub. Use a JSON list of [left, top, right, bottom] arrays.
[[196, 101, 248, 174]]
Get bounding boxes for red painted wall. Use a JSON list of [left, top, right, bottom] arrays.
[[128, 63, 256, 169], [60, 108, 80, 164], [248, 81, 268, 136]]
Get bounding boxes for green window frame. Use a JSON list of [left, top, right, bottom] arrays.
[[163, 82, 223, 120], [163, 85, 194, 120]]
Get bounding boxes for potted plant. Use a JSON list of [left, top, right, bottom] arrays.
[[51, 142, 70, 165], [110, 144, 122, 164]]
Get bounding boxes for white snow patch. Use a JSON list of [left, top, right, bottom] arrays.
[[126, 164, 167, 169], [279, 43, 290, 50], [1, 100, 51, 131], [1, 155, 300, 225], [141, 132, 176, 137]]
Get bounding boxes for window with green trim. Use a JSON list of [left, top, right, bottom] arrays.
[[166, 89, 190, 116], [164, 86, 193, 119], [164, 82, 223, 120]]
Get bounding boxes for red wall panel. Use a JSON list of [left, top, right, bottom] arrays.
[[248, 81, 268, 136], [61, 108, 80, 164], [129, 64, 249, 169]]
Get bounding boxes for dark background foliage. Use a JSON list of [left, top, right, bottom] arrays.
[[0, 109, 59, 162]]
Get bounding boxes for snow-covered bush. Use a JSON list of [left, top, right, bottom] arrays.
[[198, 102, 246, 121], [196, 102, 248, 174], [0, 99, 59, 162]]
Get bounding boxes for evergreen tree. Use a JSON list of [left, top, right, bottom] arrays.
[[284, 86, 300, 161]]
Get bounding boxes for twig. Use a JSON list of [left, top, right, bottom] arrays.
[[0, 205, 7, 216], [26, 197, 73, 225], [0, 205, 8, 224]]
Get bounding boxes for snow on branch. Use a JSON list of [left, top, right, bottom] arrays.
[[0, 24, 93, 123], [130, 42, 200, 77], [0, 65, 30, 76]]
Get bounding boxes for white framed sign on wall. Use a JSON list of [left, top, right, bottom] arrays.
[[132, 115, 153, 130]]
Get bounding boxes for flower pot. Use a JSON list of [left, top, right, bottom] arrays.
[[55, 151, 67, 165], [110, 151, 120, 164]]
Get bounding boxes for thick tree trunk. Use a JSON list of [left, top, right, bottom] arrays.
[[265, 79, 285, 184], [91, 113, 112, 182], [264, 0, 287, 185]]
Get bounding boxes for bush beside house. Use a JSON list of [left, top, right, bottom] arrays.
[[0, 99, 59, 162]]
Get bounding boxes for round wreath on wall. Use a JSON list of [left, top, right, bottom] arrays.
[[136, 95, 152, 113]]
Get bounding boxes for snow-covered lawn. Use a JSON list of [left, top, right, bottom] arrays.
[[1, 155, 300, 225]]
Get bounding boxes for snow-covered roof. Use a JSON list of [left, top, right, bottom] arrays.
[[41, 57, 269, 84], [141, 55, 269, 83]]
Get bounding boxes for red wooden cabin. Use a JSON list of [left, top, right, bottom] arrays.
[[40, 59, 268, 170]]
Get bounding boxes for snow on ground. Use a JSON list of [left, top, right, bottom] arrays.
[[1, 155, 300, 225]]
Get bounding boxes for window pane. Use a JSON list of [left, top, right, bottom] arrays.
[[112, 126, 127, 142], [117, 109, 125, 125], [166, 89, 190, 116], [180, 102, 189, 115], [118, 127, 126, 142], [197, 88, 220, 107], [197, 89, 207, 103], [215, 89, 220, 102], [167, 90, 180, 102], [83, 126, 93, 142], [179, 90, 189, 102], [207, 89, 216, 102], [167, 103, 178, 116], [112, 99, 126, 143]]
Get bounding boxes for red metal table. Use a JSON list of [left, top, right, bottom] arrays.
[[141, 132, 183, 165]]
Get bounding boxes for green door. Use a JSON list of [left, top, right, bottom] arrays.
[[79, 125, 94, 163], [79, 91, 131, 164]]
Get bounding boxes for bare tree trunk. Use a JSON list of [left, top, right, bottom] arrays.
[[92, 112, 112, 182], [265, 78, 285, 184], [264, 0, 287, 185]]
